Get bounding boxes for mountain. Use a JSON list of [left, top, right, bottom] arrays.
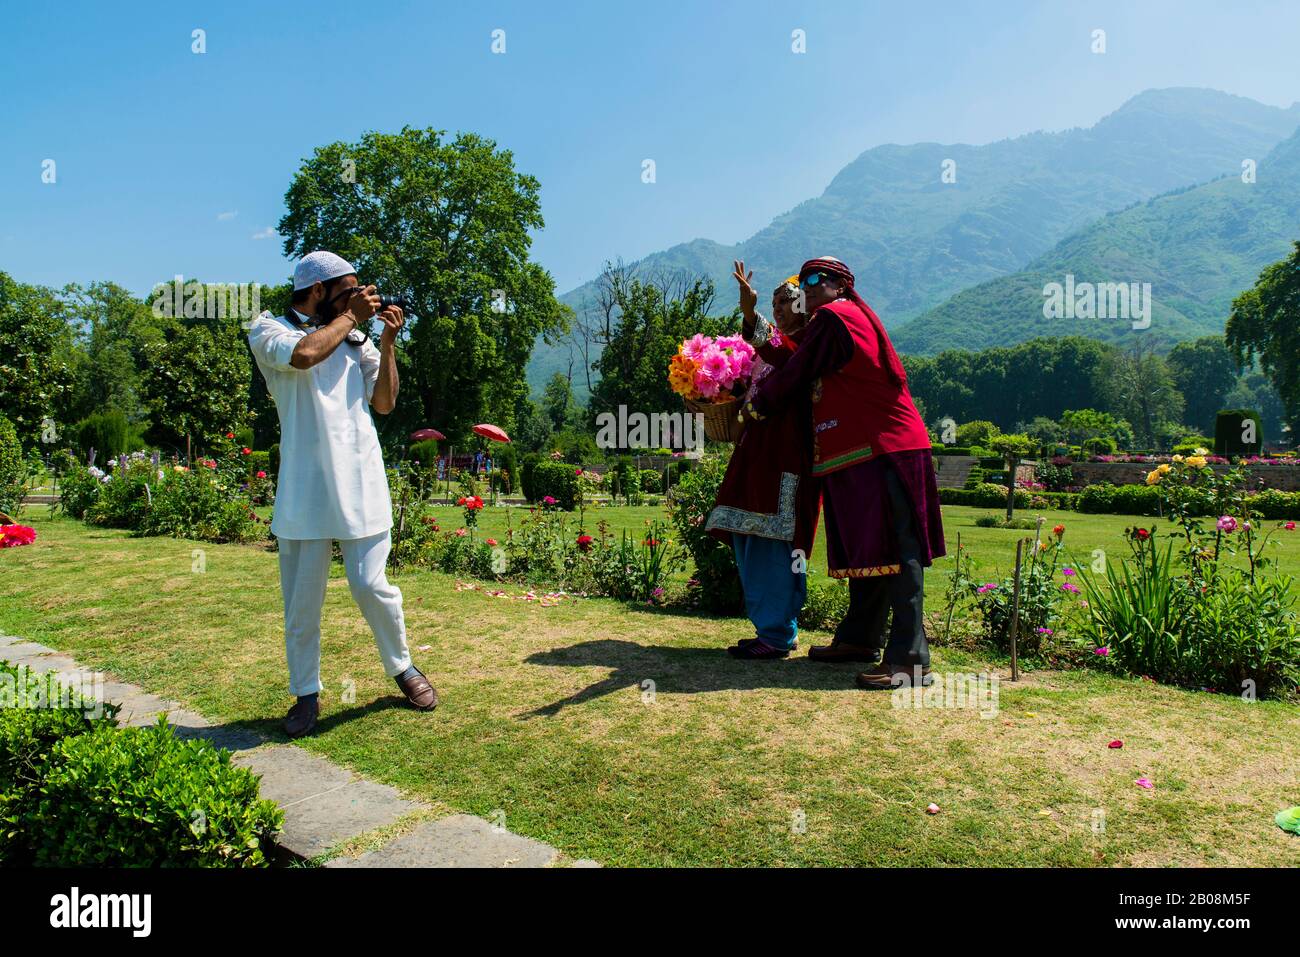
[[891, 126, 1300, 354], [529, 88, 1300, 394]]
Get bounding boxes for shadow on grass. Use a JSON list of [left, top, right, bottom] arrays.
[[232, 694, 410, 744], [521, 638, 867, 718]]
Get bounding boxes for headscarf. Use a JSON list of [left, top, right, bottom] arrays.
[[799, 256, 907, 387]]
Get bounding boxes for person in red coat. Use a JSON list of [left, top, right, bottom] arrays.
[[744, 257, 945, 688], [705, 264, 821, 659]]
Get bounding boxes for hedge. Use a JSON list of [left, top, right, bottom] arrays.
[[1215, 409, 1263, 457], [942, 481, 1300, 519], [526, 460, 578, 509], [0, 660, 281, 867]]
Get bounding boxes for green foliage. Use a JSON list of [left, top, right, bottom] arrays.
[[526, 460, 579, 509], [665, 456, 743, 613], [409, 439, 440, 469], [968, 529, 1070, 655], [799, 576, 850, 631], [142, 466, 264, 543], [143, 320, 250, 451], [0, 661, 119, 864], [0, 272, 77, 449], [639, 468, 662, 494], [1167, 337, 1242, 434], [1076, 483, 1161, 516], [1213, 409, 1263, 456], [955, 420, 1000, 447], [277, 127, 569, 445], [74, 410, 131, 460], [1082, 436, 1118, 456], [1226, 239, 1300, 440], [587, 263, 734, 427], [24, 718, 282, 867], [0, 415, 26, 514]]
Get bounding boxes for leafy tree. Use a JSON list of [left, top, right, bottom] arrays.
[[63, 281, 167, 428], [587, 264, 732, 426], [276, 127, 569, 445], [541, 372, 581, 432], [1226, 241, 1300, 439], [1098, 344, 1185, 449], [0, 272, 76, 450], [1060, 408, 1120, 446], [955, 420, 1000, 448], [989, 433, 1037, 521], [1166, 336, 1240, 434], [142, 320, 250, 456]]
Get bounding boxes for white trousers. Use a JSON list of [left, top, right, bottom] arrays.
[[278, 531, 411, 697]]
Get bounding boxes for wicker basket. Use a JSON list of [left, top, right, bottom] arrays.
[[684, 395, 746, 443]]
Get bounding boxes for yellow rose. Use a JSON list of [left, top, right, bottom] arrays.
[[1186, 456, 1207, 468], [1145, 470, 1160, 485], [1158, 464, 1171, 474]]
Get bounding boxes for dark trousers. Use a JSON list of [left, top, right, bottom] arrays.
[[833, 464, 930, 667]]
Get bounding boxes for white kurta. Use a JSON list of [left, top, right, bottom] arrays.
[[247, 311, 393, 541]]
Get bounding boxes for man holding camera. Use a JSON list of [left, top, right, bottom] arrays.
[[248, 251, 437, 738]]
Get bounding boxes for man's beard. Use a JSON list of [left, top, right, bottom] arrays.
[[317, 293, 343, 322]]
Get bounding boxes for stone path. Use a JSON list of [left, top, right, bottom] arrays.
[[0, 633, 593, 868]]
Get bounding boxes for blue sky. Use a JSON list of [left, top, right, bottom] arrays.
[[3, 0, 1299, 297]]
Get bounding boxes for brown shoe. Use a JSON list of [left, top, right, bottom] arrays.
[[396, 668, 438, 711], [856, 663, 933, 690], [283, 697, 320, 738], [808, 641, 882, 664]]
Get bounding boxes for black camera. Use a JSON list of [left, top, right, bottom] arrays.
[[377, 295, 411, 312]]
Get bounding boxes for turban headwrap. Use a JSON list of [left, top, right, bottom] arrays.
[[799, 256, 907, 387]]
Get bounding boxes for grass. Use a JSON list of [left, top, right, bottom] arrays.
[[1, 510, 1298, 867]]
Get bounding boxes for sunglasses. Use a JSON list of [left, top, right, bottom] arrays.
[[800, 272, 828, 289]]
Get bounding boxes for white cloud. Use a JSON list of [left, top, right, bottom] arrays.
[[216, 210, 237, 221], [251, 227, 276, 240]]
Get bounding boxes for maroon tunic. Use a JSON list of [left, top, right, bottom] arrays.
[[705, 327, 821, 556]]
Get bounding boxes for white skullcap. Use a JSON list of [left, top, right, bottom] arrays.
[[292, 251, 356, 291]]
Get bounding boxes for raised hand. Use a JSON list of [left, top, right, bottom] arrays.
[[733, 259, 758, 319]]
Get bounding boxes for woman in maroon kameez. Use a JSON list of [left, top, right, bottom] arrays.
[[705, 264, 821, 660]]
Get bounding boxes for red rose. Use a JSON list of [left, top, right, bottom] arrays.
[[576, 534, 593, 552], [225, 432, 234, 439], [241, 447, 251, 455], [256, 471, 267, 479], [1052, 524, 1065, 537], [1136, 528, 1150, 540]]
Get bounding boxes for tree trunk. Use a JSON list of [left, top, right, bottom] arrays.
[[1004, 454, 1018, 521]]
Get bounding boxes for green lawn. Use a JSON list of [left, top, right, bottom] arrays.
[[2, 511, 1298, 867]]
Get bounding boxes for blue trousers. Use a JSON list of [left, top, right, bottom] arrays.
[[732, 534, 807, 650]]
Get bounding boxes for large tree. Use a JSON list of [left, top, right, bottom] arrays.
[[63, 281, 168, 428], [587, 263, 732, 426], [1166, 336, 1241, 434], [0, 272, 77, 450], [1226, 241, 1300, 439], [1098, 342, 1185, 449], [276, 127, 569, 444]]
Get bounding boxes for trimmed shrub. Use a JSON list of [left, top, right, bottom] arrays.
[[268, 443, 280, 476], [25, 718, 282, 867], [962, 466, 985, 489], [639, 468, 662, 494], [520, 453, 541, 501], [1214, 409, 1263, 457], [0, 661, 119, 864], [1083, 436, 1118, 456], [409, 439, 440, 469], [74, 410, 130, 460], [0, 414, 25, 514], [527, 460, 579, 509], [1076, 482, 1161, 516]]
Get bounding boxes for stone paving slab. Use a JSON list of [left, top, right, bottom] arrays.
[[233, 744, 427, 859], [3, 634, 581, 867], [325, 814, 558, 868]]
